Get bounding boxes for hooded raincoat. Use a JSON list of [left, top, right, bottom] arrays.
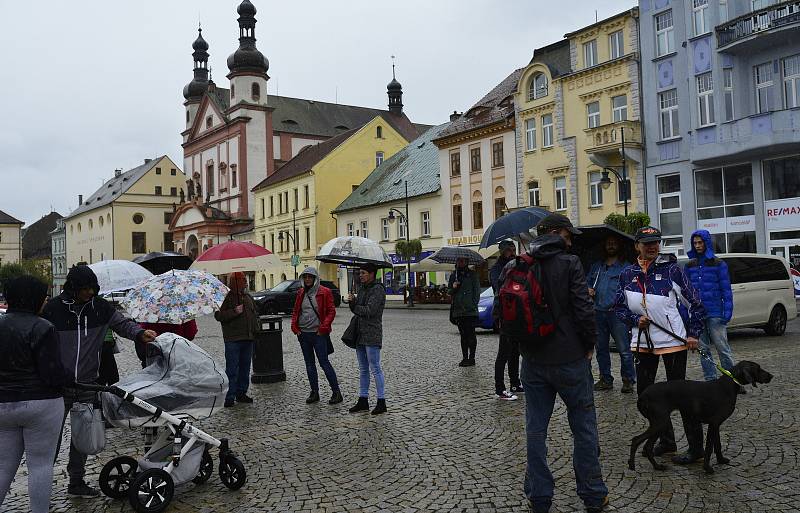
[[291, 267, 336, 335], [686, 230, 733, 322]]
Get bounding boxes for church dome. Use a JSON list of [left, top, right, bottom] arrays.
[[227, 47, 269, 75], [237, 0, 257, 16], [192, 30, 209, 52], [387, 78, 402, 91], [183, 79, 208, 100]]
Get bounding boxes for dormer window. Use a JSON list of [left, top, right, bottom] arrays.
[[206, 116, 213, 129], [528, 73, 548, 101], [376, 126, 383, 138], [252, 82, 260, 101]]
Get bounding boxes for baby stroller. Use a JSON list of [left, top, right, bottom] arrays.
[[75, 334, 246, 513]]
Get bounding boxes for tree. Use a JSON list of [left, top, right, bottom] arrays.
[[604, 212, 651, 236], [395, 239, 423, 264], [0, 260, 50, 294]]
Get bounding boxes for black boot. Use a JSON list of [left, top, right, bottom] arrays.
[[329, 390, 343, 404], [349, 397, 369, 413], [306, 390, 320, 404], [371, 399, 387, 415]]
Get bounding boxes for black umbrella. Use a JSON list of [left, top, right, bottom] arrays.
[[570, 225, 636, 273], [430, 246, 485, 266], [479, 207, 551, 249], [132, 251, 193, 275]]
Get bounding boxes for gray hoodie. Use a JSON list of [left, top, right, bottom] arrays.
[[298, 267, 321, 333]]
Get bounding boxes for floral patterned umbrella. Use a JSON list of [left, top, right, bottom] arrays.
[[122, 270, 229, 324]]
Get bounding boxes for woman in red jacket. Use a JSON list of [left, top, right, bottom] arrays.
[[291, 266, 342, 405]]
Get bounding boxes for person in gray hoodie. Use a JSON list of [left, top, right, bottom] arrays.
[[290, 267, 342, 405]]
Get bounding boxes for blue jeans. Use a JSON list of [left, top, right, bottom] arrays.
[[356, 345, 385, 399], [224, 340, 254, 401], [595, 310, 635, 383], [521, 357, 607, 509], [698, 317, 735, 381], [299, 332, 340, 392]]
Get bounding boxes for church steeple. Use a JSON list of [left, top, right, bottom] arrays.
[[183, 26, 210, 101], [387, 58, 403, 114], [226, 0, 269, 77]]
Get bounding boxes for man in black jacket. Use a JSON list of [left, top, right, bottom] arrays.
[[521, 214, 608, 513], [490, 239, 521, 400]]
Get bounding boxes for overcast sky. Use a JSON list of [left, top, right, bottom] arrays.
[[0, 0, 632, 226]]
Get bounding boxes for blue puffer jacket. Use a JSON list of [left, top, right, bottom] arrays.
[[686, 229, 733, 322]]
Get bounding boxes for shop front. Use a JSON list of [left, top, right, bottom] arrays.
[[764, 156, 800, 270]]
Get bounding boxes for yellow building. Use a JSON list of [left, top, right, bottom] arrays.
[[64, 156, 188, 266], [517, 8, 643, 225], [0, 210, 24, 266], [251, 115, 423, 288]]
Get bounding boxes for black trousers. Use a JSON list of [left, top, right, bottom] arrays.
[[494, 334, 520, 393], [456, 318, 477, 360], [636, 350, 703, 454]]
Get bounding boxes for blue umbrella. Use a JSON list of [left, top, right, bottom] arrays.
[[479, 207, 551, 249]]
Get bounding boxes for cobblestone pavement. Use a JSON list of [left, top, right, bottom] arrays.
[[5, 308, 800, 512]]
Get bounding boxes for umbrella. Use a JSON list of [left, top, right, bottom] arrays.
[[190, 240, 281, 274], [409, 256, 453, 273], [316, 236, 393, 268], [571, 224, 636, 272], [479, 207, 551, 249], [132, 251, 193, 275], [122, 270, 229, 324], [88, 260, 153, 295], [429, 246, 485, 266]]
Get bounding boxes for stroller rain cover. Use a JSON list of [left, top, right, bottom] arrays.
[[103, 333, 228, 428]]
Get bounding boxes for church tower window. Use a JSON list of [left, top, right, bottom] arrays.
[[252, 82, 260, 101]]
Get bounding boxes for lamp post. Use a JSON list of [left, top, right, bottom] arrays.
[[278, 209, 299, 279], [599, 126, 629, 217], [387, 181, 414, 307]]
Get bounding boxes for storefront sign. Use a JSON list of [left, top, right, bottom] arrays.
[[389, 250, 434, 266], [766, 198, 800, 231], [446, 234, 482, 246], [697, 215, 755, 234]]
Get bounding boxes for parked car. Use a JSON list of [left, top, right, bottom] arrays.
[[677, 253, 798, 336], [477, 288, 498, 332], [253, 279, 341, 315]]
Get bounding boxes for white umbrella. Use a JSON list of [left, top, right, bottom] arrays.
[[316, 236, 393, 268], [409, 256, 453, 273], [88, 260, 153, 295]]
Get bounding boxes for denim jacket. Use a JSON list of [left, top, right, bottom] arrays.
[[587, 259, 627, 312]]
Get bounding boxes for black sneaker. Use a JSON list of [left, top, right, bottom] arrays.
[[510, 385, 524, 394], [585, 496, 609, 513], [306, 391, 320, 404], [329, 390, 343, 404], [371, 399, 387, 415], [621, 379, 634, 394], [224, 399, 235, 408], [458, 359, 469, 367], [672, 451, 703, 465], [236, 394, 254, 404], [67, 482, 100, 498], [593, 379, 613, 391]]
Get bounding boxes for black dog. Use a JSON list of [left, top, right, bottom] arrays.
[[629, 361, 773, 474]]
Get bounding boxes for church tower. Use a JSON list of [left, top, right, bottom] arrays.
[[226, 0, 269, 109], [387, 66, 403, 114], [182, 27, 210, 136]]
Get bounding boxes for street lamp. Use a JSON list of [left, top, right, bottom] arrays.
[[278, 209, 299, 279], [387, 180, 414, 307], [598, 126, 630, 217]]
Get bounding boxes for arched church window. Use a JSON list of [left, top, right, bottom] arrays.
[[206, 116, 213, 129], [231, 83, 235, 99], [252, 82, 260, 101]]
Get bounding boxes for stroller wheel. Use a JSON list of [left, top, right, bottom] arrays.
[[219, 455, 247, 490], [99, 456, 138, 499], [128, 468, 174, 513], [192, 449, 214, 485]]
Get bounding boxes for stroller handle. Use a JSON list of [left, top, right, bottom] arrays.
[[72, 382, 126, 398]]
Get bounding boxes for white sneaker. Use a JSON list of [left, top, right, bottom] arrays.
[[495, 390, 518, 401]]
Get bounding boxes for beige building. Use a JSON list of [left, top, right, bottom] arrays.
[[64, 156, 187, 266], [0, 210, 24, 266]]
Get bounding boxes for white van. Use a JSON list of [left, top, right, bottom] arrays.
[[678, 253, 798, 335]]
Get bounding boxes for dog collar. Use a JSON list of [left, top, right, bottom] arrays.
[[699, 349, 744, 387]]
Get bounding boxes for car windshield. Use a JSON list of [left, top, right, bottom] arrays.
[[480, 287, 493, 298], [269, 280, 296, 292]]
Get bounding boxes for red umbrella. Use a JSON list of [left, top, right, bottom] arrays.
[[190, 240, 281, 274]]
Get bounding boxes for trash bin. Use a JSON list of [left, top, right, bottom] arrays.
[[252, 315, 286, 384]]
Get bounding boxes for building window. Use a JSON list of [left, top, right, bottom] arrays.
[[260, 198, 265, 219], [554, 177, 567, 211], [587, 102, 600, 128], [472, 200, 483, 230], [612, 95, 628, 122], [470, 147, 481, 172], [304, 185, 309, 208], [541, 114, 554, 148], [491, 140, 504, 167], [269, 196, 274, 217], [251, 82, 260, 101], [231, 83, 235, 99], [347, 222, 354, 237], [398, 216, 407, 239], [132, 232, 146, 254], [655, 10, 675, 57], [381, 217, 390, 240], [528, 73, 548, 100], [589, 172, 604, 207], [132, 213, 144, 225], [170, 187, 177, 196], [525, 118, 537, 151], [583, 40, 598, 67], [764, 155, 800, 200], [657, 174, 683, 247], [755, 62, 774, 114], [206, 165, 214, 196], [171, 168, 176, 176], [164, 212, 172, 225], [693, 0, 709, 36], [278, 193, 283, 213], [452, 204, 463, 232], [528, 181, 540, 206], [261, 234, 266, 248], [231, 169, 237, 188], [206, 116, 213, 129], [609, 30, 624, 59], [294, 188, 299, 210], [186, 111, 190, 123], [154, 186, 162, 196], [494, 197, 506, 220], [305, 227, 311, 250], [659, 89, 680, 139], [723, 69, 735, 122], [284, 191, 289, 212], [421, 211, 431, 236], [155, 167, 162, 175], [376, 151, 384, 167], [360, 220, 369, 239], [376, 126, 383, 138], [450, 151, 461, 176], [783, 54, 800, 109], [270, 233, 275, 252], [697, 73, 715, 127], [695, 165, 756, 253]]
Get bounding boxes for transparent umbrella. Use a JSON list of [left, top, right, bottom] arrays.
[[88, 260, 153, 295]]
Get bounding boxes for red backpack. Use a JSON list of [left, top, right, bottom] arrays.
[[498, 253, 556, 342]]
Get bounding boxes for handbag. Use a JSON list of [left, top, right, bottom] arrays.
[[70, 399, 106, 455], [341, 316, 359, 349], [306, 290, 335, 355]]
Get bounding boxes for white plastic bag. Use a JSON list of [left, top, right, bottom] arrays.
[[70, 402, 106, 455]]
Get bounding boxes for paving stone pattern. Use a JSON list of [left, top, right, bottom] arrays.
[[5, 309, 800, 512]]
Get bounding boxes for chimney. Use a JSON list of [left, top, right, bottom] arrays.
[[144, 158, 152, 164], [78, 194, 83, 205], [450, 111, 461, 122], [114, 169, 122, 177]]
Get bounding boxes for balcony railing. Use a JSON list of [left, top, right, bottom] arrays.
[[717, 1, 800, 48], [584, 120, 641, 154]]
